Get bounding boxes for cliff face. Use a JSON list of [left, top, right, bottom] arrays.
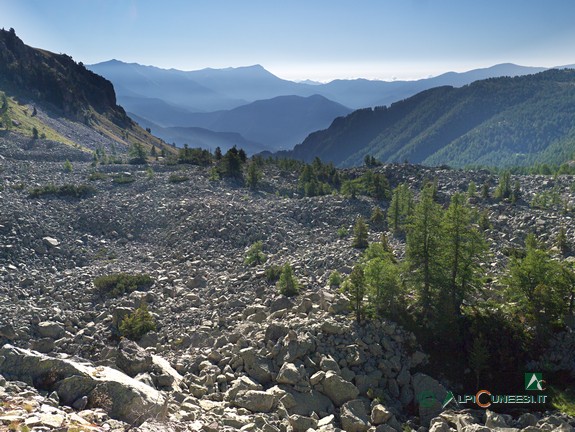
[[0, 28, 129, 125]]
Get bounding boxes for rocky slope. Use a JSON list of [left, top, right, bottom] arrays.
[[1, 138, 575, 431]]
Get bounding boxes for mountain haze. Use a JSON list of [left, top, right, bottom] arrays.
[[283, 69, 575, 168]]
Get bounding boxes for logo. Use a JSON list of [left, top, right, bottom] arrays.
[[442, 391, 455, 408], [525, 373, 546, 391]]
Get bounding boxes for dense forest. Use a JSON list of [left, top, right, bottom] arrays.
[[284, 69, 575, 169]]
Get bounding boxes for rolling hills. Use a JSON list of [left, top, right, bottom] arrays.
[[283, 69, 575, 168]]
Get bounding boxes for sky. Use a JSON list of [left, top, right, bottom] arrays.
[[2, 0, 575, 82]]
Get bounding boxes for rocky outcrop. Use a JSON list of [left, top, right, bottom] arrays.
[[0, 344, 166, 425]]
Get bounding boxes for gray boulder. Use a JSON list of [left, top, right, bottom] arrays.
[[234, 390, 276, 413], [340, 399, 370, 432], [321, 371, 359, 406], [37, 321, 65, 339], [0, 344, 166, 426], [289, 414, 319, 432], [116, 339, 153, 378], [276, 362, 301, 385]]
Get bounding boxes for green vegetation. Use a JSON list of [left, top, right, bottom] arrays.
[[328, 270, 342, 288], [168, 173, 190, 183], [290, 69, 575, 168], [28, 183, 95, 198], [341, 170, 391, 200], [352, 216, 369, 249], [178, 144, 213, 166], [119, 303, 156, 341], [244, 241, 267, 266], [112, 173, 135, 184], [63, 159, 73, 173], [246, 162, 261, 190], [87, 171, 107, 181], [388, 183, 413, 234], [264, 264, 282, 283], [94, 273, 154, 297], [277, 263, 299, 297], [298, 157, 339, 197], [337, 226, 348, 239]]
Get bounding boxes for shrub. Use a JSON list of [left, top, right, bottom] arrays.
[[328, 270, 342, 288], [277, 263, 299, 297], [168, 173, 189, 183], [94, 273, 154, 297], [112, 173, 135, 184], [29, 183, 95, 198], [264, 265, 282, 283], [87, 171, 107, 181], [337, 226, 348, 239], [244, 241, 267, 266], [63, 159, 73, 173], [119, 304, 156, 341]]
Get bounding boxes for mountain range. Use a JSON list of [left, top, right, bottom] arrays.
[[88, 60, 549, 153], [281, 68, 575, 168]]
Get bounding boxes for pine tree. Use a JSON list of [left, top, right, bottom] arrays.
[[277, 263, 299, 297], [494, 171, 512, 200], [387, 183, 413, 234], [370, 206, 385, 230], [405, 185, 444, 319], [364, 256, 401, 319], [246, 162, 261, 190], [347, 264, 366, 323], [352, 216, 369, 249], [441, 193, 486, 319]]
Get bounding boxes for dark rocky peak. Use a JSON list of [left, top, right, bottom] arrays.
[[0, 28, 129, 126]]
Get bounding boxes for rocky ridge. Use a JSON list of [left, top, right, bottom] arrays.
[[1, 138, 575, 431]]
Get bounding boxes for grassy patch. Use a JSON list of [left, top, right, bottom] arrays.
[[168, 173, 190, 183], [112, 173, 135, 184], [28, 183, 95, 198], [94, 273, 154, 297], [87, 171, 108, 181], [550, 386, 575, 416]]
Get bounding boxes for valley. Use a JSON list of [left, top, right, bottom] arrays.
[[1, 24, 575, 432]]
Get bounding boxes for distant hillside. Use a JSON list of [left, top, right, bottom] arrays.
[[88, 59, 550, 155], [89, 59, 546, 111], [283, 69, 575, 168], [178, 94, 352, 151], [130, 113, 265, 155], [0, 29, 172, 155]]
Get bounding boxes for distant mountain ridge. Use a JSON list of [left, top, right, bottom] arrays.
[[88, 60, 549, 153], [280, 69, 575, 168]]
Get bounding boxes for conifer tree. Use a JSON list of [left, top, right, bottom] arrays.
[[352, 216, 369, 249], [441, 193, 486, 319], [405, 185, 443, 319]]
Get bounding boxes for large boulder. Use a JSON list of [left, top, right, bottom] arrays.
[[37, 321, 65, 339], [116, 339, 153, 377], [0, 344, 166, 426], [340, 399, 370, 432], [240, 347, 273, 385], [276, 362, 301, 385], [321, 371, 359, 407], [234, 390, 275, 413], [281, 387, 334, 417]]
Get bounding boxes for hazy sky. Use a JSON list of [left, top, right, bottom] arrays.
[[2, 0, 575, 82]]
